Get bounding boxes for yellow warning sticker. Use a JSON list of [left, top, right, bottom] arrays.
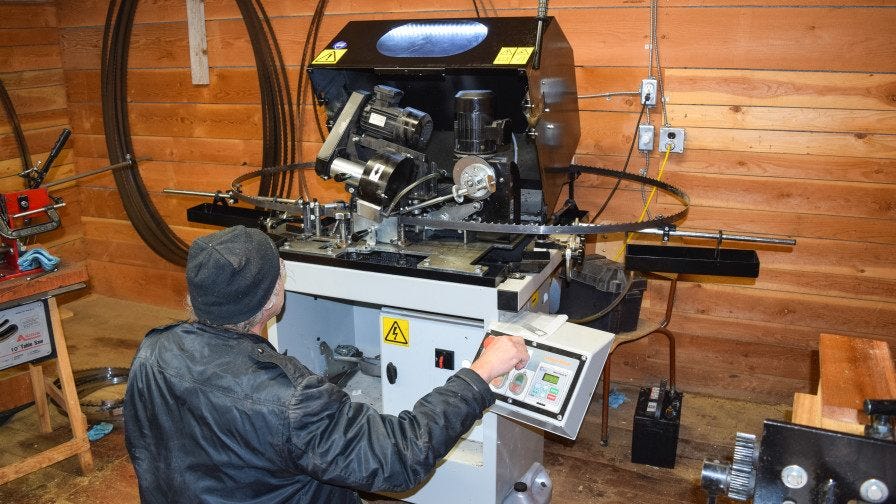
[[312, 49, 347, 65], [493, 46, 534, 65], [529, 290, 540, 310], [383, 317, 410, 347]]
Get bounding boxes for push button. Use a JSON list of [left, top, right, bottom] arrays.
[[508, 371, 528, 396]]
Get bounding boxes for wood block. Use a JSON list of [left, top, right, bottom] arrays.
[[818, 333, 896, 425], [791, 392, 821, 428]]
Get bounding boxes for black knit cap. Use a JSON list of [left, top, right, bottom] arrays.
[[186, 226, 280, 326]]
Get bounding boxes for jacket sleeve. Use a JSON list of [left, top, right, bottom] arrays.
[[283, 367, 494, 493]]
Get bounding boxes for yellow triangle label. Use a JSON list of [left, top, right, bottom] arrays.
[[383, 317, 410, 347], [312, 49, 347, 65]]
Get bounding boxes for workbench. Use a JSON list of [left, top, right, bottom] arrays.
[[0, 263, 93, 485]]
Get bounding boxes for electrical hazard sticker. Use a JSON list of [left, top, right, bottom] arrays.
[[493, 46, 534, 65], [382, 317, 409, 347], [312, 49, 347, 65]]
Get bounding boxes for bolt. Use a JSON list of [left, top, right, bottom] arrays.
[[781, 465, 808, 489], [860, 479, 889, 503]]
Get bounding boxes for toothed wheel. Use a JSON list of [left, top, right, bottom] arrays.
[[727, 432, 757, 501]]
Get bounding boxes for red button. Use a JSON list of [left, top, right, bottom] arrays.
[[547, 393, 557, 401]]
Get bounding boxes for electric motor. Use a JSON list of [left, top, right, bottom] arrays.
[[359, 85, 433, 150]]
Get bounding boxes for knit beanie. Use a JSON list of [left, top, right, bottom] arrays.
[[186, 226, 280, 326]]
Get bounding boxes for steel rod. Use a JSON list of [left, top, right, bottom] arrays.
[[637, 227, 796, 246], [162, 189, 222, 198], [43, 156, 149, 188], [12, 203, 66, 219]]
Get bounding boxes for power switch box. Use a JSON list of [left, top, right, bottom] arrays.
[[637, 124, 655, 152], [434, 348, 454, 370], [631, 383, 683, 468]]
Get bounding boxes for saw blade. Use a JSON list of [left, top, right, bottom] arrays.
[[397, 217, 678, 235]]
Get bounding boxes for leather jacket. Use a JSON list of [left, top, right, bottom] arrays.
[[124, 322, 494, 503]]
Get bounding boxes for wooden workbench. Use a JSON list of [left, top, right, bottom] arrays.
[[0, 262, 93, 485]]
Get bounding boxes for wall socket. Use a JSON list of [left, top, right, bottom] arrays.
[[640, 78, 658, 107], [659, 127, 685, 153], [638, 124, 655, 152]]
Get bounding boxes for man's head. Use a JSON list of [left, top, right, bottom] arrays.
[[186, 226, 283, 329]]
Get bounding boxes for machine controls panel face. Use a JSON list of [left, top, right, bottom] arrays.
[[488, 341, 583, 418]]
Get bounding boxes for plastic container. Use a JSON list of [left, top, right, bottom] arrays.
[[558, 254, 646, 333]]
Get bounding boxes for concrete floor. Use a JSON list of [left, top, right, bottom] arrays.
[[0, 294, 787, 503]]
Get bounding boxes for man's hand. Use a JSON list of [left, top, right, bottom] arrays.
[[469, 334, 530, 383]]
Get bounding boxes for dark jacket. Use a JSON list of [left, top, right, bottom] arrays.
[[124, 322, 494, 503]]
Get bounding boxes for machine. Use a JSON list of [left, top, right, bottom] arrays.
[[263, 18, 622, 503]]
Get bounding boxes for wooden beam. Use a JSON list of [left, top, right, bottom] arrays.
[[185, 0, 209, 85]]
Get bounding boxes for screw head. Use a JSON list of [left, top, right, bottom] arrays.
[[860, 479, 889, 503], [781, 465, 808, 489]]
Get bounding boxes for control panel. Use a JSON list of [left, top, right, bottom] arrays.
[[490, 343, 582, 418], [481, 316, 614, 439]]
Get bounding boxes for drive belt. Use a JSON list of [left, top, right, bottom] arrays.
[[400, 165, 689, 235]]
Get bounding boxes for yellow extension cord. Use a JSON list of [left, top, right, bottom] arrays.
[[612, 144, 673, 262]]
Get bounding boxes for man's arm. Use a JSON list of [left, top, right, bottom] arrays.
[[283, 335, 529, 493]]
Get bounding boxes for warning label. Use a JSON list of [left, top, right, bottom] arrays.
[[493, 46, 534, 65], [382, 317, 409, 347], [312, 49, 347, 65]]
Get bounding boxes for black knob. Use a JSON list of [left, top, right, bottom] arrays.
[[386, 362, 397, 385], [513, 482, 528, 493], [865, 399, 896, 416]]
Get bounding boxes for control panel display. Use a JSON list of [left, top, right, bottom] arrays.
[[488, 341, 583, 418]]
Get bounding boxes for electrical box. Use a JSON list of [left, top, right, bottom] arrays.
[[659, 127, 685, 153], [637, 124, 655, 152], [640, 78, 658, 107]]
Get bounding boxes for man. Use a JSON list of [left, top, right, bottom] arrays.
[[124, 225, 530, 503]]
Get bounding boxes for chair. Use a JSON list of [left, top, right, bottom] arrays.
[[599, 275, 678, 446]]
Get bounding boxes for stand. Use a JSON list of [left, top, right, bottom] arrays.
[[0, 265, 93, 484], [600, 275, 678, 446]]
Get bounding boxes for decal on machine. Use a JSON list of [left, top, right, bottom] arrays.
[[493, 47, 534, 65], [382, 317, 410, 347], [312, 49, 347, 64]]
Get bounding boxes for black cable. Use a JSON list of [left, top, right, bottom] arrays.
[[590, 104, 646, 222], [100, 0, 299, 265], [0, 79, 33, 176], [102, 0, 189, 265], [472, 0, 481, 17], [296, 0, 329, 201]]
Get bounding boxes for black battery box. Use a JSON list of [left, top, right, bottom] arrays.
[[558, 254, 646, 333], [631, 383, 683, 468]]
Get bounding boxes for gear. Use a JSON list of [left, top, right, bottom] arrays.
[[727, 432, 757, 501]]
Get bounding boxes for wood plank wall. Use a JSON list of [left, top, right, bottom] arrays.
[[0, 1, 83, 264], [23, 0, 895, 404]]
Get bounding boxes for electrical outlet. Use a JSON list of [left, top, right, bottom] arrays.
[[640, 78, 658, 107], [637, 124, 655, 152], [659, 127, 685, 153]]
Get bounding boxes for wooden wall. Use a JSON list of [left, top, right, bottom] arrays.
[[0, 1, 83, 264], [29, 0, 896, 404]]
